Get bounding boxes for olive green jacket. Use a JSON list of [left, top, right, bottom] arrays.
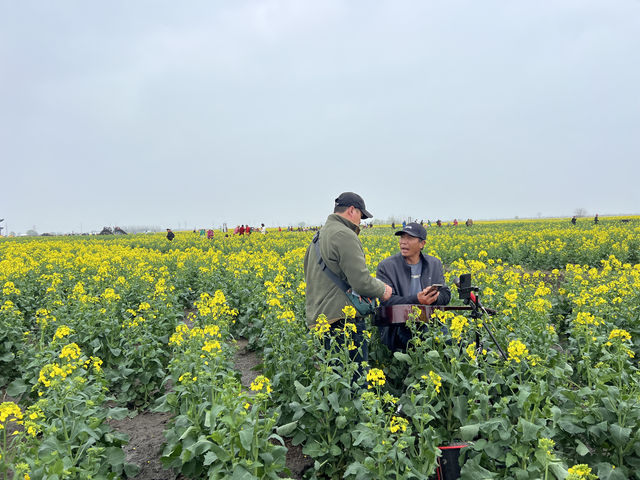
[[304, 214, 386, 326]]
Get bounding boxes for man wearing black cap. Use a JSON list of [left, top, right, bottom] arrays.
[[375, 222, 451, 352], [304, 192, 392, 366]]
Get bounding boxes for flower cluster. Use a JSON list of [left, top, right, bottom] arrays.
[[421, 371, 442, 394], [53, 325, 73, 340], [312, 315, 331, 338], [366, 368, 386, 389], [250, 375, 273, 394], [567, 464, 597, 480], [0, 401, 23, 429], [389, 415, 408, 434], [342, 305, 357, 319], [507, 339, 529, 363]]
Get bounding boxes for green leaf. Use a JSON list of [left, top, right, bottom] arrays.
[[336, 415, 347, 429], [0, 351, 15, 362], [461, 457, 497, 478], [239, 426, 254, 451], [344, 461, 368, 478], [124, 462, 141, 477], [230, 465, 253, 480], [588, 420, 608, 437], [548, 463, 568, 479], [302, 440, 325, 457], [460, 424, 480, 442], [516, 385, 531, 408], [190, 438, 214, 456], [292, 430, 307, 446], [609, 424, 631, 447], [107, 407, 130, 420], [203, 451, 217, 466], [178, 426, 198, 441], [6, 378, 28, 396], [38, 436, 66, 457], [596, 462, 628, 480], [518, 418, 541, 442], [276, 421, 298, 437], [327, 392, 340, 412], [105, 447, 125, 466], [452, 395, 467, 423], [506, 453, 518, 467], [558, 420, 585, 434], [576, 440, 589, 456], [294, 380, 309, 400], [393, 352, 411, 362], [330, 444, 341, 457], [484, 442, 503, 460]]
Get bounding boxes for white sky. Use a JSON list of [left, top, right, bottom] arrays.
[[1, 0, 639, 234]]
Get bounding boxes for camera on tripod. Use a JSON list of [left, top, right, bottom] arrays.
[[456, 273, 476, 303], [453, 272, 506, 360]]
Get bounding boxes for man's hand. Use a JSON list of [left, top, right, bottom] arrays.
[[382, 284, 393, 302], [417, 285, 439, 305]]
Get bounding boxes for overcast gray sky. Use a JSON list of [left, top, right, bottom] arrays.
[[1, 1, 639, 234]]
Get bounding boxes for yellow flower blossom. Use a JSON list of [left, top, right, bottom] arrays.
[[389, 416, 408, 434], [53, 325, 73, 340], [250, 375, 272, 394], [507, 339, 528, 363], [342, 305, 357, 319], [366, 368, 386, 389]]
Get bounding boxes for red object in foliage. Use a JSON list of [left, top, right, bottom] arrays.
[[436, 444, 468, 480]]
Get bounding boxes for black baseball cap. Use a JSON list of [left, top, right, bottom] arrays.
[[334, 192, 373, 219], [395, 222, 426, 241]]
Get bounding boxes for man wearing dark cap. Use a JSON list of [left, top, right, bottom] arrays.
[[375, 222, 451, 352], [304, 192, 392, 368]]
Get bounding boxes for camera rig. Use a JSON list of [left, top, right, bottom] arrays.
[[454, 273, 507, 360]]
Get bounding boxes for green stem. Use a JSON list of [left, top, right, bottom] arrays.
[[60, 405, 73, 458]]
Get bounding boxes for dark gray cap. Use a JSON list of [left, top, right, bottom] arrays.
[[395, 222, 426, 240], [335, 192, 372, 219]]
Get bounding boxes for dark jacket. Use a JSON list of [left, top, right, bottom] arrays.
[[375, 252, 450, 352], [304, 214, 386, 326], [376, 252, 451, 306]]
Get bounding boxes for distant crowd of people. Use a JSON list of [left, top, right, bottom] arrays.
[[164, 217, 480, 241], [164, 213, 612, 241], [391, 218, 474, 229]]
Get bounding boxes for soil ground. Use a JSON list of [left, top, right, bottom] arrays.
[[106, 337, 312, 479]]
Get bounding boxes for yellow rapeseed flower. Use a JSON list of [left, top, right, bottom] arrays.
[[250, 375, 272, 394], [59, 343, 82, 361], [312, 315, 331, 337], [53, 325, 73, 340], [342, 305, 357, 319], [507, 339, 529, 363], [567, 464, 596, 480], [0, 402, 24, 428], [608, 329, 631, 342], [389, 415, 408, 434], [366, 368, 386, 389]]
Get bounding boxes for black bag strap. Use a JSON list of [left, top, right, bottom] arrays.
[[312, 232, 350, 293]]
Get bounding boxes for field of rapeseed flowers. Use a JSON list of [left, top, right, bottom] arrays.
[[1, 216, 639, 479]]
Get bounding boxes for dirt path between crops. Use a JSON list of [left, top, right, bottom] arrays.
[[108, 337, 311, 480], [234, 338, 313, 480]]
